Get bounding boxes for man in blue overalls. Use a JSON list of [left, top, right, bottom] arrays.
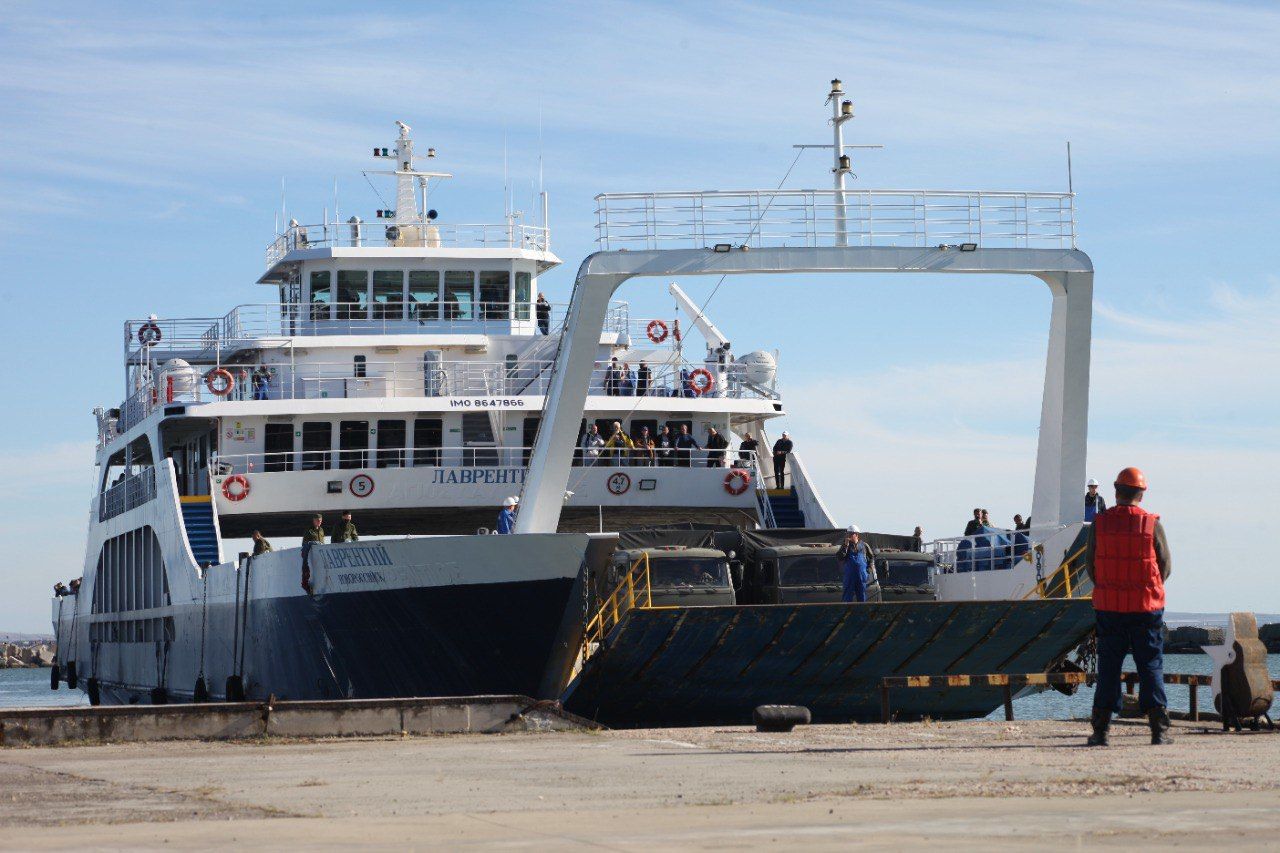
[[496, 497, 517, 534], [839, 525, 871, 603]]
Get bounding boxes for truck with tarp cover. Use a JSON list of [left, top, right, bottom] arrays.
[[604, 526, 738, 608]]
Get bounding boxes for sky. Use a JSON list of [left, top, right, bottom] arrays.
[[1, 0, 1277, 631]]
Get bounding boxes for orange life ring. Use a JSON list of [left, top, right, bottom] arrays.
[[221, 474, 250, 502], [646, 319, 669, 344], [205, 368, 234, 396], [138, 322, 162, 345], [724, 469, 751, 496], [687, 368, 715, 396]]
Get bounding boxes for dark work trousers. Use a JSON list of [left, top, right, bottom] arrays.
[[774, 454, 787, 489], [1093, 608, 1167, 713]]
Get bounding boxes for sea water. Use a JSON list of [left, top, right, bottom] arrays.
[[3, 656, 1277, 718]]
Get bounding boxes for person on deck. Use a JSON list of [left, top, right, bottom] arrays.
[[536, 293, 551, 335], [332, 511, 358, 543], [674, 424, 700, 467], [964, 508, 983, 536], [636, 362, 651, 397], [655, 425, 675, 467], [632, 426, 655, 466], [579, 424, 605, 466], [838, 525, 872, 603], [300, 514, 325, 594], [496, 497, 517, 534], [1084, 467, 1173, 748], [251, 530, 273, 555], [604, 421, 635, 466], [1085, 478, 1107, 522], [704, 427, 729, 467], [771, 432, 793, 489], [738, 434, 759, 467]]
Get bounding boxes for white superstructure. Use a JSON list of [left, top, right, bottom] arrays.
[[94, 122, 793, 539]]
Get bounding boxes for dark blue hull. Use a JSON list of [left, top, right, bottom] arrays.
[[563, 599, 1095, 727], [97, 576, 579, 705]]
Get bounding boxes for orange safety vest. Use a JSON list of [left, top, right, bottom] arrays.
[[1091, 505, 1164, 613]]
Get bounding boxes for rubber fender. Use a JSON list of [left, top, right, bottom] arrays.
[[150, 687, 169, 705], [193, 676, 209, 703], [50, 663, 60, 691], [225, 675, 245, 702], [753, 704, 811, 732], [86, 677, 101, 706], [66, 661, 78, 690]]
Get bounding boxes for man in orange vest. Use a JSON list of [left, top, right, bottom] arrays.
[[1084, 466, 1173, 746]]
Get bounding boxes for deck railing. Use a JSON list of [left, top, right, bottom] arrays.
[[123, 301, 632, 361], [266, 221, 551, 266], [98, 467, 157, 522], [213, 447, 762, 475], [929, 526, 1066, 574], [595, 188, 1076, 250], [582, 553, 653, 662]]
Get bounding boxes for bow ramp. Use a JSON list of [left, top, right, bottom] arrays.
[[563, 598, 1095, 728]]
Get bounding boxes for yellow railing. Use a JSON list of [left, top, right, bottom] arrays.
[[581, 553, 652, 662], [1024, 545, 1090, 600]]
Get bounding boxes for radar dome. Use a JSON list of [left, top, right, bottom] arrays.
[[737, 350, 777, 386], [160, 358, 198, 394]]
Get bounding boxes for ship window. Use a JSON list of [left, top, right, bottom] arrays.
[[377, 419, 406, 468], [263, 423, 294, 472], [301, 422, 332, 470], [413, 418, 442, 466], [514, 272, 532, 320], [353, 354, 367, 378], [479, 271, 510, 320], [309, 271, 331, 321], [444, 271, 474, 321], [372, 270, 404, 320], [409, 270, 440, 321], [336, 270, 369, 320], [339, 420, 370, 469]]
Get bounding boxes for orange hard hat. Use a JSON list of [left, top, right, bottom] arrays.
[[1114, 467, 1147, 490]]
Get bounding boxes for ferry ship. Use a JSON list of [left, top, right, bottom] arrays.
[[52, 84, 1099, 721], [51, 122, 804, 706]]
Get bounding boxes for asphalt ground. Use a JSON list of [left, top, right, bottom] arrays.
[[2, 718, 1278, 850]]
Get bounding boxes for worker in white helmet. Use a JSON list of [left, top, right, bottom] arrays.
[[838, 524, 872, 603], [496, 497, 517, 535], [1085, 477, 1107, 522]]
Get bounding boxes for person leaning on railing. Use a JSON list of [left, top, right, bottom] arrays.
[[632, 427, 656, 466], [579, 424, 605, 466], [655, 425, 675, 466], [704, 427, 729, 467]]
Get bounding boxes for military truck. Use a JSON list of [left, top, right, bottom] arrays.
[[874, 549, 938, 602], [599, 526, 738, 609]]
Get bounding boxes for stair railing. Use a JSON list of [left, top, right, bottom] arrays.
[[581, 553, 652, 662]]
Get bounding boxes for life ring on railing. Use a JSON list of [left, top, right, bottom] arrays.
[[205, 368, 234, 396], [221, 474, 250, 502], [138, 322, 162, 345], [687, 368, 715, 396], [646, 319, 669, 344], [724, 469, 751, 496]]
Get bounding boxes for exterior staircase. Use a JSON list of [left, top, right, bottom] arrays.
[[765, 488, 806, 529], [180, 497, 221, 567]]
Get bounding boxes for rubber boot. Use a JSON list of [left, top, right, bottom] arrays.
[[1086, 709, 1111, 747], [1148, 709, 1173, 745]]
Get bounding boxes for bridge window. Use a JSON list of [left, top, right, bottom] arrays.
[[339, 420, 370, 469], [479, 270, 510, 320], [413, 418, 442, 466], [309, 271, 331, 321], [372, 270, 404, 320], [336, 270, 369, 320], [301, 421, 332, 470], [444, 271, 474, 321], [263, 423, 294, 471], [515, 272, 532, 320], [377, 419, 406, 468], [409, 270, 440, 321]]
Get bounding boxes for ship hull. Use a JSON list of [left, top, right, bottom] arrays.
[[58, 532, 591, 706], [563, 599, 1094, 727]]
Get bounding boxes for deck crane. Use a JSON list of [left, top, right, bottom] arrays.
[[668, 282, 734, 395]]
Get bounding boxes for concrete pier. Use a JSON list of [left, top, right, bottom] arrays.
[[0, 695, 592, 747], [2, 718, 1278, 849]]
